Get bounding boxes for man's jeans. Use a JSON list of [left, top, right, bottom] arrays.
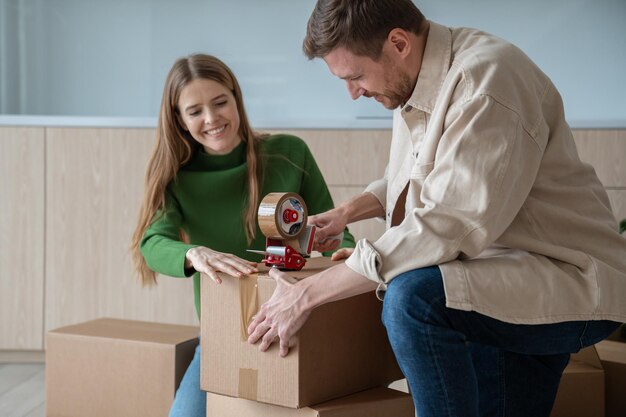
[[382, 266, 620, 417]]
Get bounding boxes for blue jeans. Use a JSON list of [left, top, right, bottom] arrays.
[[169, 343, 205, 417], [382, 266, 620, 417]]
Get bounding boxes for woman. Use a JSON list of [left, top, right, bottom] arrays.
[[130, 54, 355, 416]]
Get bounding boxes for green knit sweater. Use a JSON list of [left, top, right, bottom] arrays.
[[140, 134, 356, 318]]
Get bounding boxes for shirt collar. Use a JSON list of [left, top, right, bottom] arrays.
[[405, 21, 452, 114]]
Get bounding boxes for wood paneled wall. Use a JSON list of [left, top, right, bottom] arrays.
[[0, 127, 624, 354], [572, 130, 626, 221], [0, 128, 45, 350], [44, 128, 198, 336]]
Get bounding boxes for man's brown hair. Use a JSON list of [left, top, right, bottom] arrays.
[[303, 0, 425, 60]]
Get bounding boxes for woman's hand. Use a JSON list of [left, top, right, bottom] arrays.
[[185, 246, 257, 284]]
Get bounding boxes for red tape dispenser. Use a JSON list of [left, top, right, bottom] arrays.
[[248, 192, 316, 270]]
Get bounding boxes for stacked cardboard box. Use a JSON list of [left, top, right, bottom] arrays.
[[46, 318, 199, 417], [206, 387, 414, 417], [595, 328, 626, 417], [200, 256, 411, 416], [551, 346, 605, 417]]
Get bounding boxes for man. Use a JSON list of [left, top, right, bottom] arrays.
[[247, 1, 626, 415]]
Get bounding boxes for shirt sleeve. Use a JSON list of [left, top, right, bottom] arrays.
[[139, 187, 197, 277], [363, 165, 388, 216], [296, 139, 357, 251], [346, 94, 543, 286]]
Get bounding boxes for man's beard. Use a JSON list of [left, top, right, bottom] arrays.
[[380, 70, 414, 109], [367, 58, 414, 109]]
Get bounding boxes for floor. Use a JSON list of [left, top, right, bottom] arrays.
[[0, 363, 45, 417]]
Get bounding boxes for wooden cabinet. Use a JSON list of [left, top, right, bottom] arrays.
[[1, 126, 624, 354], [286, 129, 392, 186], [573, 130, 626, 188], [0, 127, 45, 350], [573, 129, 626, 224], [44, 128, 198, 334]]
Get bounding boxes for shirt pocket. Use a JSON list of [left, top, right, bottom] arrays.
[[410, 162, 434, 179], [405, 162, 435, 213]]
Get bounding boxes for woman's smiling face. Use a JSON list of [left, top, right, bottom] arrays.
[[177, 78, 242, 155]]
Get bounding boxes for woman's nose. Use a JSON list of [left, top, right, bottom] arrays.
[[203, 110, 217, 124]]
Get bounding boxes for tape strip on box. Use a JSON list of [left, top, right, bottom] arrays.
[[239, 275, 259, 341], [238, 368, 258, 401]]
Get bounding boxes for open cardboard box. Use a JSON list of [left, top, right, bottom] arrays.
[[200, 257, 403, 408], [205, 387, 414, 417], [551, 345, 605, 417], [46, 318, 199, 417], [595, 327, 626, 417]]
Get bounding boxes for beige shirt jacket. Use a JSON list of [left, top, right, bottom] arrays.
[[345, 21, 626, 325]]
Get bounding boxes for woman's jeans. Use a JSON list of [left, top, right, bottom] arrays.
[[382, 266, 620, 417], [169, 343, 205, 417]]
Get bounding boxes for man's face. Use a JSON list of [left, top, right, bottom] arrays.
[[323, 46, 414, 110]]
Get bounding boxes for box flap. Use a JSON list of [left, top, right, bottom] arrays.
[[237, 257, 339, 343], [205, 388, 414, 417], [569, 345, 602, 369], [255, 256, 341, 280], [48, 318, 199, 345], [315, 387, 413, 414], [596, 334, 626, 364]]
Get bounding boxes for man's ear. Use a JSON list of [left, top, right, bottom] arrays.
[[387, 28, 411, 59]]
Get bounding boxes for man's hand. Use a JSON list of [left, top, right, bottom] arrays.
[[309, 207, 349, 252], [247, 262, 377, 357], [310, 192, 386, 252], [247, 268, 311, 357], [331, 247, 354, 261], [185, 246, 258, 284]]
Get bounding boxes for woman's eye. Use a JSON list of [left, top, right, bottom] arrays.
[[215, 101, 227, 107], [189, 111, 200, 116]]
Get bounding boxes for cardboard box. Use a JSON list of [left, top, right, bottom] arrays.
[[46, 318, 199, 417], [551, 346, 604, 417], [206, 387, 415, 417], [200, 257, 403, 408], [595, 328, 626, 417]]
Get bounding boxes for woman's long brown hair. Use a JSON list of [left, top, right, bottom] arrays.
[[130, 54, 265, 286]]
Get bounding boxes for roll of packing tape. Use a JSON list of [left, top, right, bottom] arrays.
[[258, 192, 308, 239]]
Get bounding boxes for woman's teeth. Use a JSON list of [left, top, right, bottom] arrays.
[[206, 125, 226, 135]]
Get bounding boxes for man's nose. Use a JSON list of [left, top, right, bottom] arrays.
[[346, 81, 364, 100]]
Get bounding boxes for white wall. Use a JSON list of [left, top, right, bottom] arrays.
[[0, 0, 624, 128]]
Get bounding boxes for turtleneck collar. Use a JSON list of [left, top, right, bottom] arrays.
[[184, 140, 247, 172]]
